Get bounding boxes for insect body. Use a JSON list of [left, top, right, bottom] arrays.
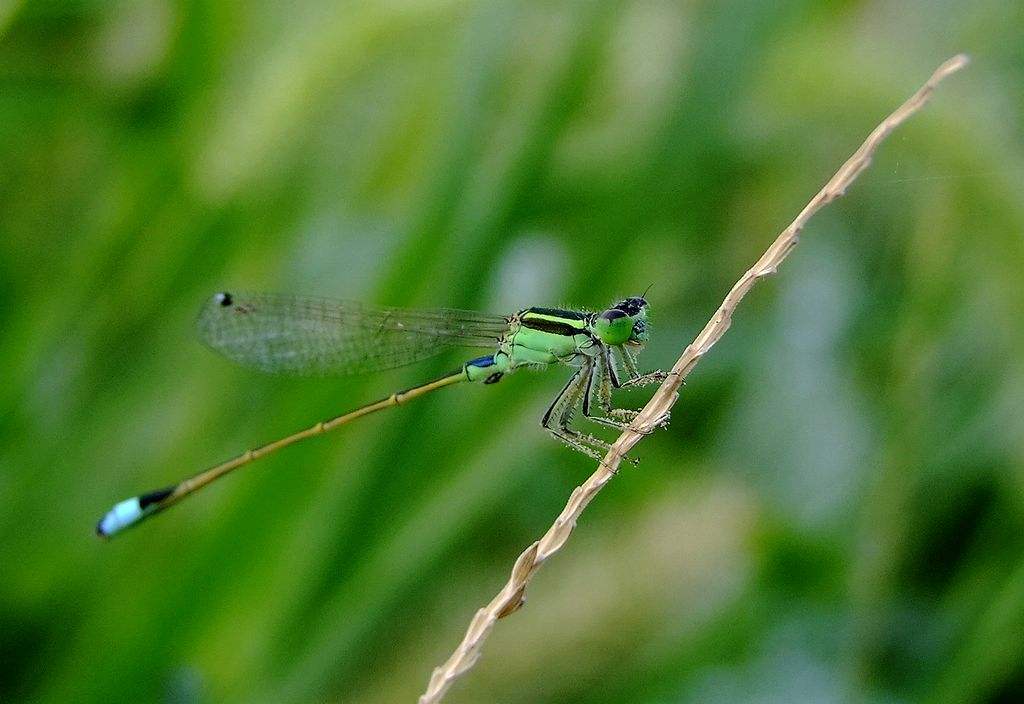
[[97, 292, 667, 537]]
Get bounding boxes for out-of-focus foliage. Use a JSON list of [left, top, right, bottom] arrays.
[[1, 1, 1022, 702]]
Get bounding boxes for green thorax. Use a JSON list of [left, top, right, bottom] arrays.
[[502, 307, 598, 367], [463, 297, 650, 383]]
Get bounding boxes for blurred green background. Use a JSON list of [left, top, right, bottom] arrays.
[[2, 1, 1023, 702]]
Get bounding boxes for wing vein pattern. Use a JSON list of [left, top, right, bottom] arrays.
[[197, 293, 509, 376]]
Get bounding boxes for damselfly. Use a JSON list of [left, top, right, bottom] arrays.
[[96, 292, 668, 537]]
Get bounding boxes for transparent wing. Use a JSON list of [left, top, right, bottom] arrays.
[[196, 292, 510, 376]]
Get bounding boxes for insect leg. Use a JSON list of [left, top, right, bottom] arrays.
[[603, 347, 671, 429], [607, 343, 667, 392], [542, 359, 627, 461], [618, 345, 669, 388], [582, 350, 632, 431]]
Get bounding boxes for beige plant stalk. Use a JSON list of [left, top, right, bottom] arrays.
[[418, 54, 969, 704]]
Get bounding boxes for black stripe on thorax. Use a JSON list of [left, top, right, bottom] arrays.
[[521, 308, 595, 337], [521, 317, 580, 336], [526, 307, 588, 320]]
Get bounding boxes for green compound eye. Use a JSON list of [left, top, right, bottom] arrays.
[[594, 309, 634, 345]]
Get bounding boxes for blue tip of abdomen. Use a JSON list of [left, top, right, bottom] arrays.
[[96, 498, 144, 538]]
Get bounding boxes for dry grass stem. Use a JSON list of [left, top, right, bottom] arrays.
[[417, 54, 969, 704]]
